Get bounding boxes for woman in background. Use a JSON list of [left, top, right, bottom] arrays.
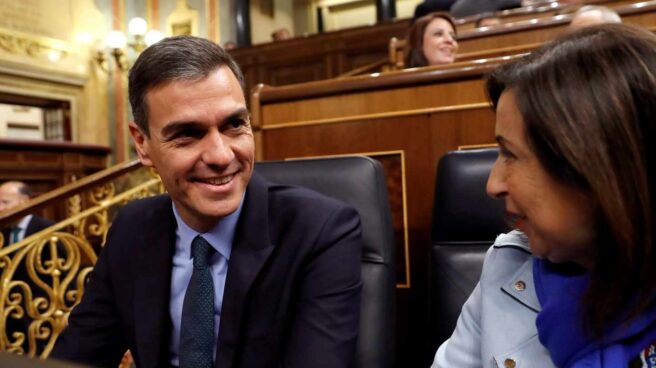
[[433, 24, 656, 367], [405, 12, 458, 68]]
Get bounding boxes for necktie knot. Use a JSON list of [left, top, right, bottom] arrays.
[[191, 235, 213, 270]]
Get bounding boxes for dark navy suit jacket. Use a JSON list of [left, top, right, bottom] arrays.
[[52, 173, 362, 368], [1, 215, 55, 244]]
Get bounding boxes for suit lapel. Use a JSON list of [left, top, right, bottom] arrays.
[[24, 217, 37, 237], [133, 197, 177, 368], [216, 174, 275, 368], [1, 227, 10, 246]]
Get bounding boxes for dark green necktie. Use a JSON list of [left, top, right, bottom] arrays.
[[179, 235, 215, 368], [10, 227, 21, 244]]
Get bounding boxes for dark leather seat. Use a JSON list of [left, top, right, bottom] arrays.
[[428, 148, 507, 350], [255, 156, 396, 368]]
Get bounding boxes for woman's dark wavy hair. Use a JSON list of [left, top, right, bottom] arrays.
[[404, 12, 457, 68], [486, 24, 656, 337]]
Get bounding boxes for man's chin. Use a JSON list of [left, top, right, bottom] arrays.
[[201, 196, 243, 216]]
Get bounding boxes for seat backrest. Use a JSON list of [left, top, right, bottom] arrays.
[[388, 37, 406, 70], [255, 156, 396, 368], [429, 148, 506, 349]]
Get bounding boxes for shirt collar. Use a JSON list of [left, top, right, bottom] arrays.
[[171, 196, 244, 261], [16, 215, 32, 230]]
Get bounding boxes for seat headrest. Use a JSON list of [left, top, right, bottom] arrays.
[[255, 156, 395, 265], [432, 148, 507, 244]]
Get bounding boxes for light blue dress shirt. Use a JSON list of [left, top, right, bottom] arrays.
[[169, 200, 244, 366]]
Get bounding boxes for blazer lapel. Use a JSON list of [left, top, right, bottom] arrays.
[[133, 197, 177, 368], [216, 174, 275, 368]]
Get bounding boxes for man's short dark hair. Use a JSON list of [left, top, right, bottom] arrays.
[[128, 35, 245, 137]]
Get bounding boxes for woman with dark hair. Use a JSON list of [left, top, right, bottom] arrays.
[[404, 12, 458, 68], [432, 23, 656, 367]]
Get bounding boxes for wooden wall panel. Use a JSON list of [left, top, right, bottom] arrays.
[[260, 78, 487, 125], [231, 19, 410, 94]]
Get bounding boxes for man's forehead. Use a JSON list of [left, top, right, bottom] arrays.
[[0, 184, 16, 194], [147, 66, 244, 95], [0, 183, 26, 197], [143, 67, 246, 126]]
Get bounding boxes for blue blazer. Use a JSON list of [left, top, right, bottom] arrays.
[[432, 231, 556, 368], [52, 173, 362, 368]]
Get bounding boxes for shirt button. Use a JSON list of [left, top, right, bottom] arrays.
[[504, 358, 516, 368], [514, 280, 526, 291]]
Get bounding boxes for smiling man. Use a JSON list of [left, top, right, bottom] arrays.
[[52, 36, 362, 368]]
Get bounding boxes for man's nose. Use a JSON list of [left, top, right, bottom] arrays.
[[202, 131, 235, 166]]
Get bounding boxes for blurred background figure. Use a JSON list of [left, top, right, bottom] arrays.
[[405, 12, 458, 68], [271, 27, 292, 41], [0, 181, 54, 245], [450, 0, 521, 18], [223, 40, 237, 50], [570, 5, 621, 29], [0, 180, 56, 354], [412, 0, 457, 24]]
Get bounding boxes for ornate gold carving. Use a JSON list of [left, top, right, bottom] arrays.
[[0, 167, 165, 358], [0, 232, 96, 357], [167, 0, 199, 37], [0, 33, 68, 61]]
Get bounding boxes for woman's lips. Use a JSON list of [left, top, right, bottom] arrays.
[[505, 211, 527, 230]]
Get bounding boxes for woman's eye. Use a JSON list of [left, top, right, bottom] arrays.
[[499, 148, 516, 161]]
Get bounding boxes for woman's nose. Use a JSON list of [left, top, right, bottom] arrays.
[[486, 158, 507, 199]]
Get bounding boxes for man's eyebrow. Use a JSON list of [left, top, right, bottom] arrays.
[[224, 107, 250, 121], [160, 121, 202, 138], [160, 107, 251, 138]]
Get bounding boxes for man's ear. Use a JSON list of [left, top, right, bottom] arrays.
[[129, 122, 153, 167]]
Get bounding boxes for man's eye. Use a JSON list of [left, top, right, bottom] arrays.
[[228, 119, 247, 129], [170, 129, 203, 140]]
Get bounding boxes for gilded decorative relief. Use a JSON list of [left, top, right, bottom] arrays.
[[0, 32, 69, 62], [167, 0, 200, 36]]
